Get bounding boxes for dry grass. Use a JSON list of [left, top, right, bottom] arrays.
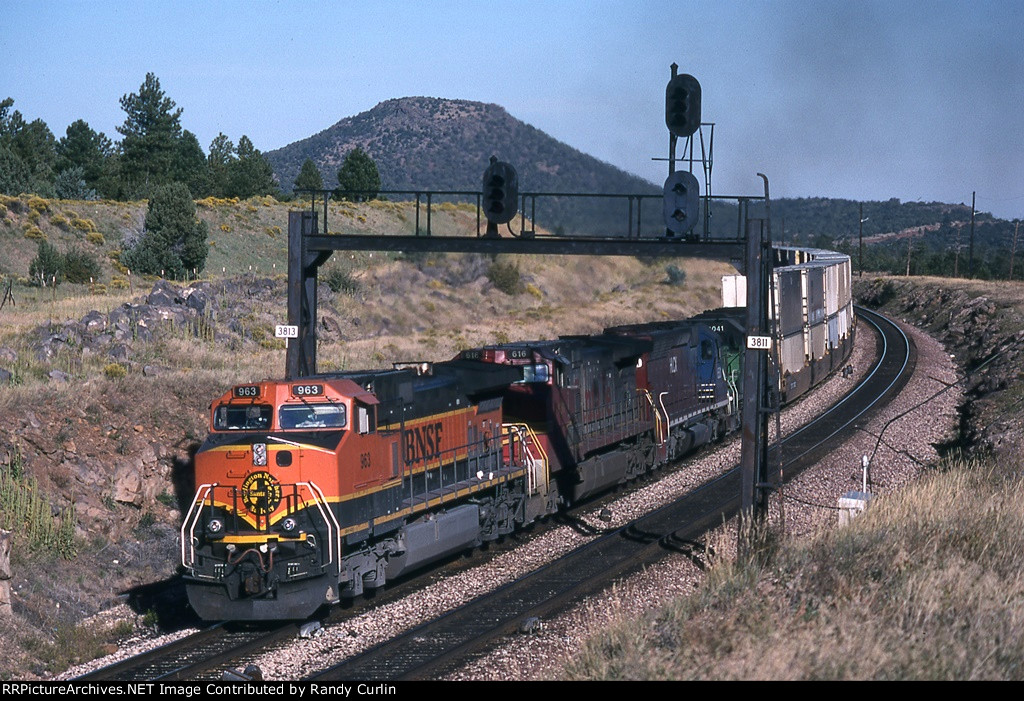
[[567, 457, 1024, 680], [0, 286, 136, 334]]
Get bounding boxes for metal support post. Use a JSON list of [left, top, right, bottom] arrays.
[[740, 175, 774, 536], [740, 219, 769, 521], [286, 210, 329, 379]]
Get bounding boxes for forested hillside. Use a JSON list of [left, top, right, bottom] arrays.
[[2, 73, 1020, 279]]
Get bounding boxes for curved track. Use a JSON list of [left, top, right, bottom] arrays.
[[308, 308, 915, 681], [81, 308, 912, 682], [75, 623, 299, 681]]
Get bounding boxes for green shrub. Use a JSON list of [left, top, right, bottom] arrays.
[[70, 217, 97, 233], [487, 260, 522, 295], [62, 247, 102, 284], [28, 239, 62, 285], [323, 267, 359, 294], [103, 363, 127, 379], [0, 456, 76, 558], [665, 264, 687, 286]]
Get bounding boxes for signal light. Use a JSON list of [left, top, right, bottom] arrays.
[[665, 74, 702, 138], [662, 170, 700, 235], [482, 158, 518, 225]]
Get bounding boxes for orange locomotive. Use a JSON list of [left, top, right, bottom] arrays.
[[182, 360, 532, 620], [181, 320, 738, 621]]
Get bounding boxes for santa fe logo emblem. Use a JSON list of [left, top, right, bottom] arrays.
[[241, 471, 282, 516]]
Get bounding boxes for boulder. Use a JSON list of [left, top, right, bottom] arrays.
[[113, 458, 144, 507], [48, 369, 70, 383], [147, 280, 183, 308]]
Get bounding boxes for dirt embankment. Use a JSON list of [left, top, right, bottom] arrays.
[[856, 275, 1024, 457]]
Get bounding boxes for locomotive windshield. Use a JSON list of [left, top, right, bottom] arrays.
[[279, 403, 347, 430], [214, 404, 272, 431]]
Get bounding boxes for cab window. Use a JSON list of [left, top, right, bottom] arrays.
[[214, 404, 272, 431], [279, 403, 347, 430]]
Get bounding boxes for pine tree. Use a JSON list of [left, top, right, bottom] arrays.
[[336, 147, 380, 202], [28, 239, 63, 286], [0, 145, 30, 196], [122, 182, 208, 279], [227, 135, 277, 199], [56, 120, 111, 193], [207, 132, 235, 198], [117, 73, 183, 197], [173, 130, 210, 197], [294, 158, 323, 194], [1, 98, 58, 196]]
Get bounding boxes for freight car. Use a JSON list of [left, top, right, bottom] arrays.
[[181, 250, 854, 620]]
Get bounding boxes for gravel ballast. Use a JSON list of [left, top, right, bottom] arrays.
[[61, 317, 959, 681]]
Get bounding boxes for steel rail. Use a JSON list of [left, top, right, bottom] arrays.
[[308, 309, 915, 681]]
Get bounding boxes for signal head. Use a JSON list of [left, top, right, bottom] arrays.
[[482, 159, 519, 225], [665, 74, 702, 138], [662, 170, 701, 235]]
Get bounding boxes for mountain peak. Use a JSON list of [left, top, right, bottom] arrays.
[[265, 97, 657, 232]]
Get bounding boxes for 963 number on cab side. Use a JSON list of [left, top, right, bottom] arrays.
[[291, 384, 324, 397]]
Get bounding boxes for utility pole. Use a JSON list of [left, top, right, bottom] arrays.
[[1011, 220, 1020, 281], [954, 224, 961, 278], [905, 234, 913, 276], [858, 203, 866, 277], [968, 191, 976, 278]]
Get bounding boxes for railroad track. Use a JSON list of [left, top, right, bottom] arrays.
[[80, 308, 911, 682], [308, 307, 914, 681], [74, 527, 540, 681], [75, 623, 301, 681]]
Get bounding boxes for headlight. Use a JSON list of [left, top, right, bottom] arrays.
[[207, 518, 224, 536], [252, 443, 267, 467], [281, 517, 298, 532]]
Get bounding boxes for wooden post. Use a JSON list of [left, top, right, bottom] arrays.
[[0, 529, 11, 618]]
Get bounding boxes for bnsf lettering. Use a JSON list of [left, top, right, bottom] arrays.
[[404, 422, 444, 464]]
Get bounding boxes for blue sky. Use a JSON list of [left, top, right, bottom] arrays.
[[4, 0, 1023, 220]]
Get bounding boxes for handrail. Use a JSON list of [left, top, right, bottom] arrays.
[[297, 481, 341, 577], [179, 481, 339, 576], [180, 483, 216, 570], [502, 423, 549, 495], [640, 389, 667, 445]]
